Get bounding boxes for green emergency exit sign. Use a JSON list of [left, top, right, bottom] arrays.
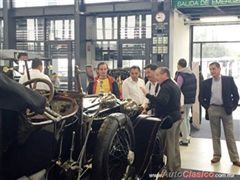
[[172, 0, 240, 8]]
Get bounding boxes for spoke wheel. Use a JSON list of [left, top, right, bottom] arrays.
[[93, 113, 135, 180]]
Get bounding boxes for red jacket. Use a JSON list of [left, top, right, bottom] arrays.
[[87, 75, 120, 98]]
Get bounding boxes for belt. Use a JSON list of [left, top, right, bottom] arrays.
[[211, 104, 223, 107]]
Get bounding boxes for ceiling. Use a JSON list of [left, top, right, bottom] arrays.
[[176, 5, 240, 20]]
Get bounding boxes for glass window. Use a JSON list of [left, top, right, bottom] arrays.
[[46, 42, 75, 90], [192, 43, 201, 62], [46, 19, 74, 40], [194, 25, 240, 42], [97, 18, 103, 29], [16, 42, 45, 53], [0, 0, 2, 8], [55, 20, 63, 40], [95, 41, 117, 61], [71, 20, 75, 40], [146, 15, 152, 38], [102, 41, 108, 50], [96, 17, 117, 40], [105, 17, 112, 40], [138, 15, 142, 39], [120, 14, 151, 39], [114, 17, 117, 39], [64, 20, 70, 40], [48, 43, 69, 59], [201, 43, 240, 81], [51, 57, 75, 90], [122, 43, 145, 60], [120, 16, 126, 39], [109, 41, 117, 50], [96, 18, 103, 40], [127, 16, 135, 39], [16, 18, 44, 41]]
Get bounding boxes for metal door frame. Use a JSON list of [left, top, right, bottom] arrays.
[[46, 41, 73, 90]]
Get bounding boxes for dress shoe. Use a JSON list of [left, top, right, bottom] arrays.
[[211, 157, 220, 163], [233, 161, 240, 167], [179, 141, 188, 146]]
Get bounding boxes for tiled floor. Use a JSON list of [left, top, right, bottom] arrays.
[[180, 138, 240, 175]]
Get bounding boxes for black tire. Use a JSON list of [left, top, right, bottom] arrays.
[[92, 113, 135, 180]]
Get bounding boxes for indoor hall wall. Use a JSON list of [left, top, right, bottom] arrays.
[[169, 10, 190, 77]]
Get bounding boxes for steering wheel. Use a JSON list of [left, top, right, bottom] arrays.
[[23, 78, 54, 102], [23, 78, 54, 119]]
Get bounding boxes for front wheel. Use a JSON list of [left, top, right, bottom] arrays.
[[92, 113, 135, 180]]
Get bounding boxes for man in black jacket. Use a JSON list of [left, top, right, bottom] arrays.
[[199, 62, 240, 167], [141, 67, 182, 172]]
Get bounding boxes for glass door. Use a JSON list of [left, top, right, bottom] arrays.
[[193, 42, 240, 120], [46, 42, 74, 90]]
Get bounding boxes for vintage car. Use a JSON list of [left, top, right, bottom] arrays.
[[0, 60, 171, 180]]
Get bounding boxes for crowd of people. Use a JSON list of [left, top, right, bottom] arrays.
[[85, 59, 240, 174], [16, 57, 240, 174]]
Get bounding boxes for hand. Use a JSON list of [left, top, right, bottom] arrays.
[[140, 103, 148, 114], [141, 103, 148, 109], [140, 86, 147, 96], [141, 109, 147, 114]]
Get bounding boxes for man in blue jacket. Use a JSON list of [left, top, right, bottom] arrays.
[[199, 62, 240, 166]]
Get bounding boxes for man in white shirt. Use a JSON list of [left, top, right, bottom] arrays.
[[19, 58, 52, 90], [145, 64, 160, 96], [122, 66, 146, 105], [144, 64, 160, 114]]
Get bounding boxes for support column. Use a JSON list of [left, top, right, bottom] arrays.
[[117, 15, 122, 68], [74, 0, 87, 89], [151, 0, 170, 67], [0, 110, 2, 175], [3, 0, 16, 49]]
